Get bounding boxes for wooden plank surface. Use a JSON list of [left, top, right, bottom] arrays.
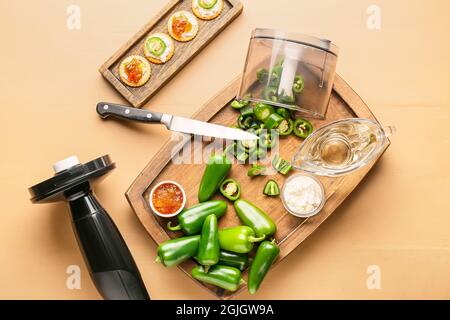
[[99, 0, 243, 107], [126, 74, 390, 299]]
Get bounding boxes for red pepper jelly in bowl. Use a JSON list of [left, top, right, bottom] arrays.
[[149, 181, 186, 218]]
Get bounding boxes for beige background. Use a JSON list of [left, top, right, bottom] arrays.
[[0, 0, 449, 299]]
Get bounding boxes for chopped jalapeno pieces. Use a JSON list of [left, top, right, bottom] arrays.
[[247, 164, 266, 177], [276, 107, 291, 119], [240, 105, 254, 117], [220, 179, 241, 201], [263, 180, 280, 196], [272, 154, 292, 175], [237, 138, 258, 153], [237, 115, 253, 129], [293, 118, 314, 138], [254, 103, 275, 122], [264, 113, 284, 130], [249, 147, 266, 161], [231, 99, 248, 110]]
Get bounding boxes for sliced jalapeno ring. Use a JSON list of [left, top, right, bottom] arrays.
[[293, 118, 314, 138], [263, 179, 280, 196], [220, 179, 241, 201], [198, 0, 218, 9], [146, 37, 166, 56], [292, 74, 305, 94], [230, 99, 249, 110], [278, 118, 293, 136], [276, 107, 291, 119]]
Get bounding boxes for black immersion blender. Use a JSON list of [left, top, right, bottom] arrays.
[[28, 155, 149, 300]]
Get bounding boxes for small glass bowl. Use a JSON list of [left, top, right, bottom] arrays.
[[280, 173, 326, 218], [149, 180, 186, 218]]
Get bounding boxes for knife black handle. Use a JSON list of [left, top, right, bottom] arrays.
[[96, 102, 163, 124]]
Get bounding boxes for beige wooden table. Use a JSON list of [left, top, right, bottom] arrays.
[[0, 0, 449, 299]]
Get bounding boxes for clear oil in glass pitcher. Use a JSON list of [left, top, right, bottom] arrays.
[[292, 118, 395, 176]]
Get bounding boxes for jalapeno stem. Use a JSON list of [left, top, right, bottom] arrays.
[[248, 235, 266, 243]]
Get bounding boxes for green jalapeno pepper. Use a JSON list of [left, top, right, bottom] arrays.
[[263, 179, 280, 196], [293, 118, 314, 138], [220, 179, 241, 201], [191, 265, 245, 292], [155, 235, 200, 267], [247, 164, 266, 177], [219, 226, 265, 253], [277, 118, 293, 136], [272, 154, 292, 175], [218, 251, 248, 271], [265, 113, 284, 130], [198, 151, 231, 202], [276, 107, 291, 119], [234, 199, 277, 238], [197, 214, 220, 268], [237, 138, 258, 153], [254, 103, 275, 122], [248, 239, 280, 294], [167, 200, 227, 234], [292, 74, 305, 94]]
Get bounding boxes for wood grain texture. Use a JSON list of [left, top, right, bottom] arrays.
[[99, 0, 243, 107], [125, 75, 390, 299]]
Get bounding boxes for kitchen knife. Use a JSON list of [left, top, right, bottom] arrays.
[[96, 102, 258, 141]]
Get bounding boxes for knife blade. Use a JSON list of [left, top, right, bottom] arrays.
[[96, 102, 258, 141]]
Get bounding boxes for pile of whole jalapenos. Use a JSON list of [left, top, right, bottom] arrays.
[[156, 149, 281, 294]]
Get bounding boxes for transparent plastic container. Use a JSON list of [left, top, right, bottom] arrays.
[[237, 29, 339, 119]]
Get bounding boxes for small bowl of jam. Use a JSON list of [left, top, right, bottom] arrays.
[[149, 180, 186, 218]]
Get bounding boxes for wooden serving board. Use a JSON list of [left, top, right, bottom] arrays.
[[99, 0, 243, 107], [126, 75, 390, 299]]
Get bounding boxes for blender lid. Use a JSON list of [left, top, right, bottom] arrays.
[[29, 155, 115, 203], [251, 28, 339, 56]]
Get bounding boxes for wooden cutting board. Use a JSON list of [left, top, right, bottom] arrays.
[[99, 0, 243, 107], [126, 75, 390, 299]]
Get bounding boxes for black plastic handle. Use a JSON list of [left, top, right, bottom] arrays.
[[96, 102, 163, 124], [67, 183, 150, 300]]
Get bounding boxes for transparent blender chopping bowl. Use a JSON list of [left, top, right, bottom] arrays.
[[238, 29, 339, 119]]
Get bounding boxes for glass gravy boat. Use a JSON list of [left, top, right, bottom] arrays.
[[292, 118, 394, 177]]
